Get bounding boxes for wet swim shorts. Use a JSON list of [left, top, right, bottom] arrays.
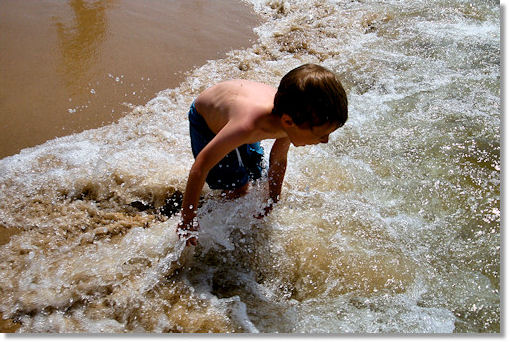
[[188, 102, 265, 190]]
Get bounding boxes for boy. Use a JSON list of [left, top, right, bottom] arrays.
[[177, 64, 348, 246]]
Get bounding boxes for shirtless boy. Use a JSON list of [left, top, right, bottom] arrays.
[[177, 64, 348, 246]]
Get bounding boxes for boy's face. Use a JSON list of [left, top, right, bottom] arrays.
[[282, 115, 340, 147]]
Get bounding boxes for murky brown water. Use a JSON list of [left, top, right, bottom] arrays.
[[0, 0, 260, 159]]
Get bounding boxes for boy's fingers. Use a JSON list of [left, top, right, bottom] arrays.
[[254, 204, 273, 219], [176, 227, 198, 246]]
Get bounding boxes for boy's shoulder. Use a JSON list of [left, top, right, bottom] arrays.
[[195, 79, 280, 138], [205, 80, 277, 117], [223, 79, 277, 101]]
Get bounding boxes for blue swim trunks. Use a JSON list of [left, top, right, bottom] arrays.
[[188, 102, 265, 190]]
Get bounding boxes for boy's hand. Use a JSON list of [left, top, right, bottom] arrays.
[[176, 221, 199, 246], [254, 202, 274, 219]]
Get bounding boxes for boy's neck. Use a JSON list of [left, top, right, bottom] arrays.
[[263, 110, 289, 139]]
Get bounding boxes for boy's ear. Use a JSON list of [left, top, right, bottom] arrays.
[[281, 114, 295, 127]]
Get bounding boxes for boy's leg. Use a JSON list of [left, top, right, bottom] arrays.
[[216, 143, 264, 199], [221, 182, 249, 200]]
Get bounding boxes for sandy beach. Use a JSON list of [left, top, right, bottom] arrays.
[[0, 0, 260, 158]]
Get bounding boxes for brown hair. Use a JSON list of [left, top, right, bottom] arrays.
[[273, 64, 348, 128]]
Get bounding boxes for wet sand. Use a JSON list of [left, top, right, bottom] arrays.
[[0, 0, 260, 159], [0, 224, 21, 332]]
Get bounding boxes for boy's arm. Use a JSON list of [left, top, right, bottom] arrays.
[[178, 121, 252, 244], [259, 137, 290, 217]]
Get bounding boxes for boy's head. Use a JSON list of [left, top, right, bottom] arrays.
[[273, 64, 348, 129]]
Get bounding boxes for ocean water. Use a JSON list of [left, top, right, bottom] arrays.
[[0, 0, 500, 334]]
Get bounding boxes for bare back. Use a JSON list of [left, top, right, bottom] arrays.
[[194, 80, 283, 143]]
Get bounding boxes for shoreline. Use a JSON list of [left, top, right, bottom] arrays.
[[0, 0, 261, 159]]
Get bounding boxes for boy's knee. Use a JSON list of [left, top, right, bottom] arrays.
[[222, 183, 249, 200]]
